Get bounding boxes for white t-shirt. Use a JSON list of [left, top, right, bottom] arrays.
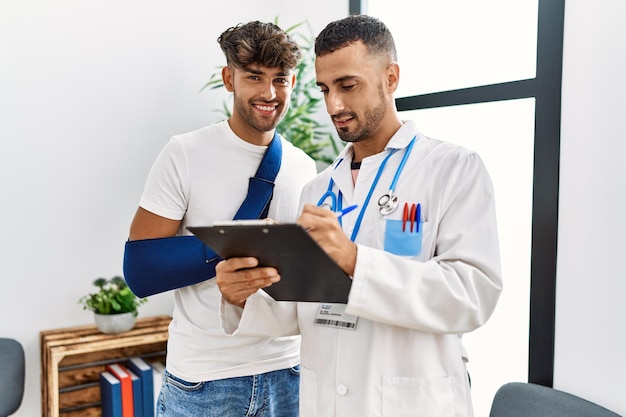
[[139, 120, 317, 382]]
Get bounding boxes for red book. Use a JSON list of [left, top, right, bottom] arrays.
[[106, 363, 134, 417]]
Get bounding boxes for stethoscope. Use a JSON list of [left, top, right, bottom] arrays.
[[317, 136, 417, 239], [317, 159, 345, 212], [376, 136, 416, 215]]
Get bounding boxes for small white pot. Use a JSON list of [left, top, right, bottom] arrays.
[[94, 312, 137, 334]]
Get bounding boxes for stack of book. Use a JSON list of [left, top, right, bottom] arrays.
[[99, 357, 165, 417]]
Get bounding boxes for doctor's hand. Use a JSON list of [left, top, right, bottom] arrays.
[[298, 204, 357, 277], [215, 257, 280, 308]]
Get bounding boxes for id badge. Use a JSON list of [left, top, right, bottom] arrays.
[[313, 303, 358, 330]]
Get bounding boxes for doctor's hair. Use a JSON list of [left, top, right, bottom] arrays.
[[218, 21, 302, 72], [314, 14, 397, 63]]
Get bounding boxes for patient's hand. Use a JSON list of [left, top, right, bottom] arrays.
[[215, 257, 280, 308]]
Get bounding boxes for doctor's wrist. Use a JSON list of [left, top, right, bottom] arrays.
[[338, 242, 357, 277]]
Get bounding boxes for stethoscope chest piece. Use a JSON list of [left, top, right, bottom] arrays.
[[378, 192, 399, 215]]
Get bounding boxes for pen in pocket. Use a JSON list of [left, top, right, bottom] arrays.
[[402, 202, 421, 233], [415, 203, 421, 233]]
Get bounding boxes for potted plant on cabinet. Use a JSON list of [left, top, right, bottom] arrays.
[[79, 276, 147, 334]]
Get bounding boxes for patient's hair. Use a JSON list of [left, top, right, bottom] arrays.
[[218, 21, 302, 71]]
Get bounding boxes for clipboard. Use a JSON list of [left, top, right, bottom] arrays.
[[187, 222, 352, 303]]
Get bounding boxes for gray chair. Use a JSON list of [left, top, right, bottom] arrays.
[[490, 382, 621, 417], [0, 338, 25, 417]]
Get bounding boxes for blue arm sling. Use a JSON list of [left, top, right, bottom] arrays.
[[123, 134, 282, 297]]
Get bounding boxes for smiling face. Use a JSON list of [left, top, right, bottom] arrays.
[[315, 41, 401, 157], [223, 64, 295, 145]]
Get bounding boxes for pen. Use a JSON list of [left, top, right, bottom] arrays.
[[415, 203, 421, 233], [402, 202, 409, 231], [336, 204, 358, 219]]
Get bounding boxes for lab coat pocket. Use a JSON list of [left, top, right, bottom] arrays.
[[299, 366, 317, 416], [384, 219, 425, 256], [382, 376, 454, 417]]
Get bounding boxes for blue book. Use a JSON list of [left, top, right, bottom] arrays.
[[100, 371, 123, 417], [126, 357, 154, 417], [128, 369, 143, 417], [105, 363, 133, 417]]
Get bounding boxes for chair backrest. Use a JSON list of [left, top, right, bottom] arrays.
[[490, 382, 621, 417], [0, 338, 25, 417]]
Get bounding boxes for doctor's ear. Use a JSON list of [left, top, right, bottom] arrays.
[[385, 62, 400, 94], [222, 66, 234, 92]]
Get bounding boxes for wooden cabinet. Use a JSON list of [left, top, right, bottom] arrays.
[[40, 315, 170, 417]]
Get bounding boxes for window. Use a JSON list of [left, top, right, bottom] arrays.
[[369, 1, 538, 96]]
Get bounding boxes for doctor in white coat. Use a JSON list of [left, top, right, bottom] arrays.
[[216, 15, 503, 417]]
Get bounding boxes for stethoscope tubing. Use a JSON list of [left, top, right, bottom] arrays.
[[317, 158, 345, 211], [377, 136, 416, 215]]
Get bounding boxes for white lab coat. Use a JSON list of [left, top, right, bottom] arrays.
[[222, 121, 502, 417]]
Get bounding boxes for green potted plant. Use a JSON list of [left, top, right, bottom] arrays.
[[202, 19, 341, 165], [79, 276, 147, 334]]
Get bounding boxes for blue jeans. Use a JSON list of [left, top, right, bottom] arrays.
[[157, 366, 300, 417]]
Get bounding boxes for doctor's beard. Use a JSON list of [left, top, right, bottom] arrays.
[[333, 85, 387, 143]]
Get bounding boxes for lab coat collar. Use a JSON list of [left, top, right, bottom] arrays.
[[384, 120, 420, 150]]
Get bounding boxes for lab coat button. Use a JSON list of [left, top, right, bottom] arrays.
[[336, 384, 348, 396]]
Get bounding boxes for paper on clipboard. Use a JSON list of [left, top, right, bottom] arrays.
[[187, 222, 352, 303]]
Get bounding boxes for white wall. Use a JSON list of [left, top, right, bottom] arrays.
[[0, 1, 347, 415], [555, 0, 626, 416]]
